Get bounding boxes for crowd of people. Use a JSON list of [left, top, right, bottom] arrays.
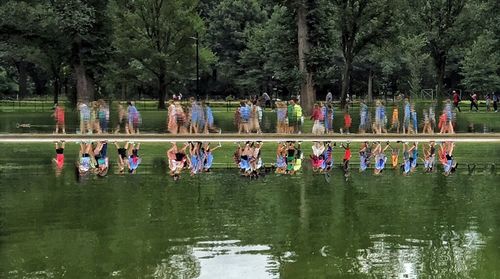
[[50, 91, 497, 135]]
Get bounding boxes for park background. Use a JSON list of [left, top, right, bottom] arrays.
[[0, 0, 499, 114]]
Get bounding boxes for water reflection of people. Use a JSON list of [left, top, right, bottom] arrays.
[[127, 142, 141, 173], [373, 142, 389, 175], [235, 141, 263, 178], [167, 142, 188, 181], [52, 140, 65, 176], [76, 142, 92, 178], [438, 142, 458, 176], [93, 141, 109, 177]]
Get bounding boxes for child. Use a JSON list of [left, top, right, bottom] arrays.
[[390, 106, 399, 133], [343, 111, 352, 134], [52, 103, 66, 134]]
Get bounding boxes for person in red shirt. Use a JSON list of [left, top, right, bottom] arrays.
[[452, 90, 461, 112], [52, 103, 66, 134], [311, 103, 325, 134], [343, 111, 352, 134]]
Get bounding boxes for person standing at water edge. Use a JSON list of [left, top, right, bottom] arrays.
[[469, 93, 479, 111], [52, 103, 65, 134], [452, 90, 461, 112], [78, 102, 91, 134], [127, 101, 141, 134], [114, 103, 127, 134]]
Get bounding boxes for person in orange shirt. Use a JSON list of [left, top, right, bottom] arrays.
[[390, 106, 399, 133], [52, 103, 66, 134], [343, 110, 352, 134]]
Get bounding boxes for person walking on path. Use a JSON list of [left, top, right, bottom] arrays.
[[485, 94, 491, 112], [469, 93, 479, 111], [452, 90, 461, 112]]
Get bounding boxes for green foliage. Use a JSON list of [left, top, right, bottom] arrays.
[[461, 32, 500, 93], [207, 0, 267, 80], [238, 5, 301, 94]]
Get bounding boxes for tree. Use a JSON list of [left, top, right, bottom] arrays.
[[331, 0, 395, 106], [461, 32, 500, 93], [207, 0, 266, 95], [413, 0, 466, 98], [112, 0, 208, 109], [239, 5, 301, 96]]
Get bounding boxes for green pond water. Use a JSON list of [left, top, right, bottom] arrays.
[[1, 144, 499, 278]]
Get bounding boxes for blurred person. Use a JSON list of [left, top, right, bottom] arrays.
[[311, 103, 325, 135], [287, 99, 297, 134], [276, 102, 287, 133], [98, 99, 110, 133], [127, 101, 141, 134], [167, 100, 178, 134], [238, 101, 251, 134], [52, 102, 65, 134], [90, 101, 101, 134], [452, 90, 461, 112], [114, 103, 127, 134], [389, 104, 400, 133], [78, 102, 91, 134], [402, 98, 411, 134], [359, 100, 368, 133], [343, 110, 352, 134], [469, 93, 479, 111]]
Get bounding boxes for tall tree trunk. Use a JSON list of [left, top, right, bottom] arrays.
[[157, 65, 167, 110], [434, 52, 446, 100], [16, 61, 28, 99], [53, 77, 60, 104], [74, 63, 94, 103], [121, 82, 127, 100], [297, 3, 315, 115], [367, 68, 373, 103], [340, 56, 353, 108]]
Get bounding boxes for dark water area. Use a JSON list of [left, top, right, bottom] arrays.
[[1, 165, 499, 278]]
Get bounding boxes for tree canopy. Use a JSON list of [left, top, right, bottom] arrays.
[[0, 0, 498, 110]]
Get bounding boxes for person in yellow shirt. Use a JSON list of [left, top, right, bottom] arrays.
[[390, 106, 400, 133], [293, 100, 303, 134]]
